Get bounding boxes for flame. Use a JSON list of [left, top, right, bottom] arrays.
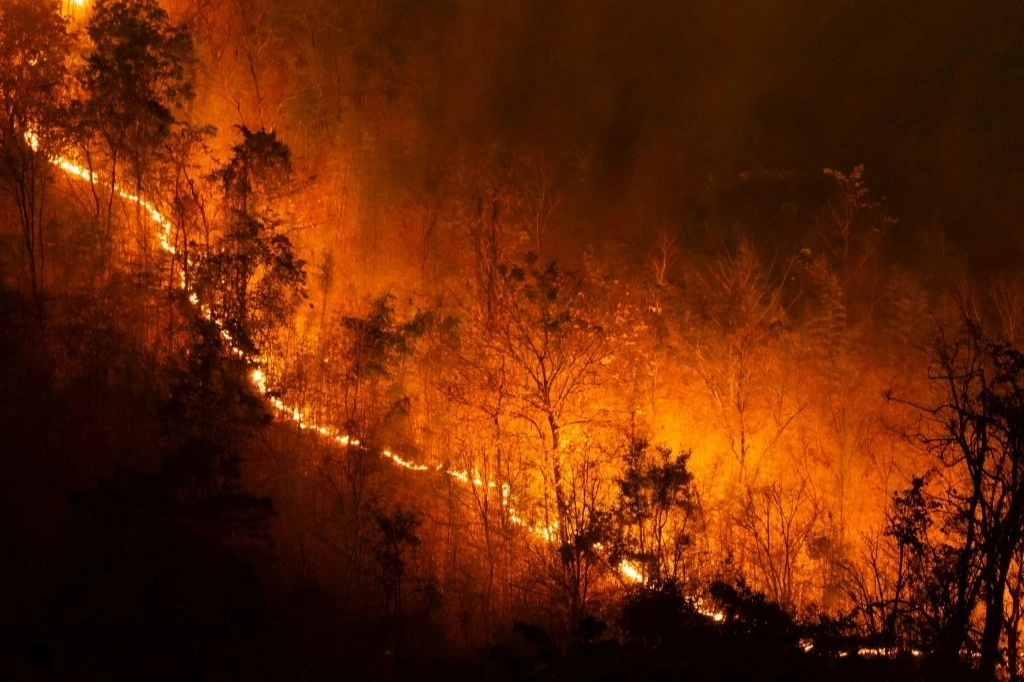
[[855, 647, 924, 658], [382, 448, 431, 471], [251, 368, 267, 393], [693, 598, 725, 622], [61, 0, 89, 16], [618, 559, 644, 583], [34, 130, 729, 620]]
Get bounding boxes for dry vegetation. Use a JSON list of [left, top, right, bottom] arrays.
[[2, 1, 1023, 680]]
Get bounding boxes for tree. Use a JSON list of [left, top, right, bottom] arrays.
[[161, 318, 266, 503], [691, 240, 801, 484], [800, 166, 894, 543], [439, 293, 533, 639], [613, 438, 698, 586], [372, 505, 422, 655], [320, 294, 433, 556], [492, 255, 612, 510], [194, 127, 306, 352], [336, 294, 433, 437], [735, 479, 820, 611], [547, 443, 612, 625], [158, 122, 217, 314], [882, 475, 938, 647], [890, 320, 1024, 678], [78, 0, 195, 260], [461, 254, 618, 624], [819, 164, 892, 325], [0, 0, 72, 314], [1005, 545, 1024, 682], [648, 226, 679, 289], [81, 0, 195, 159], [690, 241, 807, 589]]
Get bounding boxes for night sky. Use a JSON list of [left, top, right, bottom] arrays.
[[349, 0, 1023, 267]]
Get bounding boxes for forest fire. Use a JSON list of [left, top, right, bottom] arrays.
[[4, 0, 1024, 679], [41, 134, 588, 575]]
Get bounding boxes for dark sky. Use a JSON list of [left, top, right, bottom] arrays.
[[333, 0, 1024, 269]]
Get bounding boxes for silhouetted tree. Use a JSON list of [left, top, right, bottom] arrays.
[[78, 0, 195, 259], [161, 317, 266, 500], [0, 0, 72, 315], [736, 479, 821, 612], [613, 438, 697, 586], [618, 579, 702, 647], [890, 320, 1024, 679], [319, 294, 433, 558], [883, 475, 938, 647], [337, 293, 434, 436], [373, 505, 422, 655], [195, 127, 306, 351], [493, 255, 611, 527]]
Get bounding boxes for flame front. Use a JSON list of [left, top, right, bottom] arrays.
[[33, 129, 723, 613]]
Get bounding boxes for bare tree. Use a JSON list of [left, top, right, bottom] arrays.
[[820, 164, 892, 323], [648, 226, 678, 288], [736, 479, 821, 610], [889, 320, 1024, 678], [692, 240, 803, 482], [491, 257, 612, 533], [523, 155, 560, 260]]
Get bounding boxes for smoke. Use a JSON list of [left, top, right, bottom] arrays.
[[263, 0, 1023, 270]]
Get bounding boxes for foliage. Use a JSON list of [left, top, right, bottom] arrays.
[[333, 293, 434, 435], [882, 475, 939, 645], [710, 578, 799, 649], [0, 0, 72, 312], [161, 315, 268, 501], [194, 126, 307, 351], [887, 320, 1024, 678], [80, 0, 195, 160], [372, 505, 423, 654], [341, 294, 434, 384], [613, 437, 697, 585], [618, 579, 704, 645]]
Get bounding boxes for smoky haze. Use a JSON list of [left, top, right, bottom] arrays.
[[8, 2, 1024, 677], [338, 0, 1023, 269]]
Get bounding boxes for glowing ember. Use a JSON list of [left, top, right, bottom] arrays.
[[251, 368, 267, 393], [855, 647, 924, 658], [382, 448, 431, 471], [618, 559, 644, 583], [692, 598, 726, 622]]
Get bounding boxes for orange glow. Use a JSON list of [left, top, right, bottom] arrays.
[[62, 0, 88, 15], [35, 131, 736, 612], [38, 136, 569, 548], [618, 559, 644, 583]]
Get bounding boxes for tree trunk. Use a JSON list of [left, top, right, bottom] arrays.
[[980, 577, 1005, 680]]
